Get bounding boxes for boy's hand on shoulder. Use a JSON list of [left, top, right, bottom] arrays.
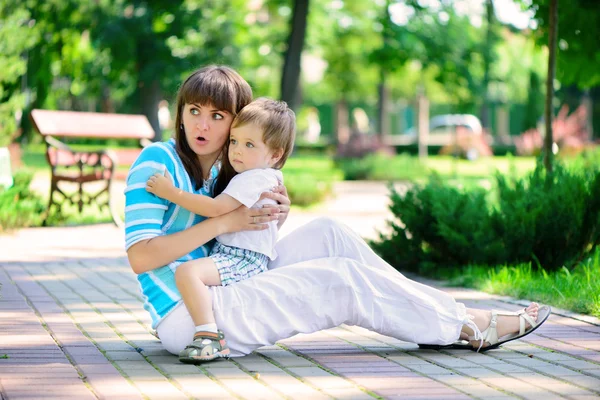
[[146, 172, 176, 200]]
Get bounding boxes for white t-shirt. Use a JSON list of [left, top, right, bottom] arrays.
[[216, 168, 283, 260]]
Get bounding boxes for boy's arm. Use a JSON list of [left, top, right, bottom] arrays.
[[146, 173, 241, 217]]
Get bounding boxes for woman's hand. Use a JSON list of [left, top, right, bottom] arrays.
[[218, 205, 279, 234], [260, 184, 291, 229]]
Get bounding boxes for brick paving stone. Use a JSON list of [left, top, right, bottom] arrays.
[[130, 377, 189, 400], [565, 375, 600, 392], [558, 359, 600, 370], [450, 382, 514, 398], [219, 377, 286, 399], [324, 387, 374, 399], [105, 350, 147, 361], [85, 374, 143, 399], [377, 387, 471, 398], [115, 360, 165, 380], [171, 374, 237, 399], [253, 371, 331, 400], [234, 359, 287, 373], [205, 365, 255, 379], [257, 349, 317, 367], [404, 362, 456, 375]]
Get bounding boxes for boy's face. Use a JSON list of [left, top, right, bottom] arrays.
[[228, 122, 280, 173]]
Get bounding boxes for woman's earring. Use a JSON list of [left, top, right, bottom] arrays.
[[180, 124, 184, 132]]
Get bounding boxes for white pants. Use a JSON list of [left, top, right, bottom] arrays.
[[157, 217, 468, 356]]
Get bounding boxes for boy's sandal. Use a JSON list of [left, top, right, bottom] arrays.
[[469, 305, 551, 352], [179, 330, 231, 364]]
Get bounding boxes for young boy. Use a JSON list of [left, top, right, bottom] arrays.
[[146, 98, 295, 363]]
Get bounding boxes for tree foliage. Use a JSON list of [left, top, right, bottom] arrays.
[[1, 0, 597, 146], [0, 0, 39, 146], [528, 0, 600, 89]]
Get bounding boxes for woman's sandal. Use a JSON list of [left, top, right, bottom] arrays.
[[179, 330, 231, 364], [469, 305, 551, 352], [418, 340, 472, 350]]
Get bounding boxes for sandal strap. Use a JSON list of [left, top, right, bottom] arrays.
[[193, 330, 225, 341], [183, 331, 227, 352], [517, 309, 537, 335], [468, 311, 500, 344], [468, 308, 538, 345]]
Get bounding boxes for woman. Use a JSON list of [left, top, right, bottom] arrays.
[[125, 65, 550, 359]]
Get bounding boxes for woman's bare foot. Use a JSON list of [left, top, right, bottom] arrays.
[[462, 302, 540, 349]]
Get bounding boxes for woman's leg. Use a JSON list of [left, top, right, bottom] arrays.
[[158, 218, 544, 356], [270, 217, 400, 275], [159, 256, 469, 356]]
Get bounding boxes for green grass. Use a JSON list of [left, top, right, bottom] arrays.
[[283, 156, 344, 208], [424, 155, 536, 179], [335, 153, 537, 183], [444, 247, 600, 318]]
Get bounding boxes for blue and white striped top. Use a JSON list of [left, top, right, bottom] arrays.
[[124, 139, 218, 329]]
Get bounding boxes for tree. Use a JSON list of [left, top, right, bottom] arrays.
[[280, 0, 309, 112], [523, 70, 543, 131], [528, 0, 600, 89], [91, 0, 240, 140], [17, 0, 100, 141], [0, 2, 39, 145], [317, 1, 381, 144]]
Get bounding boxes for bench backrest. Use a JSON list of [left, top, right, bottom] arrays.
[[30, 109, 155, 140]]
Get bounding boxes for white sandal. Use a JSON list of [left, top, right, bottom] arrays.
[[468, 305, 551, 352]]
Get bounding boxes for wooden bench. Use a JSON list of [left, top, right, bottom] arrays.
[[30, 109, 155, 227]]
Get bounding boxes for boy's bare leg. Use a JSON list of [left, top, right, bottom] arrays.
[[175, 258, 222, 326]]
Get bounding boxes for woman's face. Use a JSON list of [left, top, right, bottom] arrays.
[[181, 103, 234, 162]]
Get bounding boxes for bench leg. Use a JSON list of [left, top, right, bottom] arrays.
[[78, 183, 84, 213], [43, 179, 58, 226]]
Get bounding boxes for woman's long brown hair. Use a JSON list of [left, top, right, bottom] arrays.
[[174, 65, 252, 191]]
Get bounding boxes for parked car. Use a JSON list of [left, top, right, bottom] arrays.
[[384, 114, 489, 160], [402, 114, 483, 146]]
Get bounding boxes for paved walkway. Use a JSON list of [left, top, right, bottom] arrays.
[[2, 182, 600, 399]]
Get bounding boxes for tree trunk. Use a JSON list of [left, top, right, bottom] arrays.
[[280, 0, 310, 112], [416, 87, 429, 160], [101, 83, 115, 113], [544, 0, 558, 173], [336, 100, 350, 145], [140, 79, 162, 142], [377, 69, 390, 137], [480, 0, 493, 131]]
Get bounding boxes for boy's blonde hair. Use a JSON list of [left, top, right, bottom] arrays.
[[232, 97, 296, 169]]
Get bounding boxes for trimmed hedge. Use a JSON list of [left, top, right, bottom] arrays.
[[371, 161, 600, 273]]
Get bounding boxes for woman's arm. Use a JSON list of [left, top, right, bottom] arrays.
[[146, 173, 240, 217], [127, 205, 279, 274]]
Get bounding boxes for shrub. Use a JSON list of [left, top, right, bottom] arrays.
[[495, 162, 600, 270], [283, 156, 342, 207], [0, 171, 46, 232], [371, 160, 600, 273], [285, 173, 334, 207]]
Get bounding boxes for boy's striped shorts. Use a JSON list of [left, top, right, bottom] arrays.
[[210, 242, 269, 287]]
